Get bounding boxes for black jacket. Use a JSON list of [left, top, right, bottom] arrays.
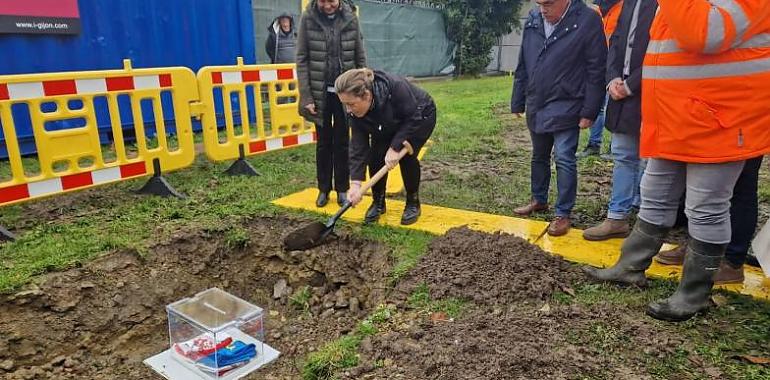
[[348, 71, 436, 181], [604, 0, 657, 135], [511, 1, 607, 134]]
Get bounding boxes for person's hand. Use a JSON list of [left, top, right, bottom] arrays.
[[348, 182, 363, 206], [608, 78, 629, 101], [579, 118, 593, 129], [304, 103, 317, 115], [385, 147, 401, 169]]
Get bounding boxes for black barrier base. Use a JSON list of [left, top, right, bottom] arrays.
[[136, 159, 186, 199], [137, 176, 186, 199], [0, 226, 15, 242], [225, 158, 260, 176]]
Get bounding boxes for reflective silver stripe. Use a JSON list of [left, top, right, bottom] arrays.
[[643, 56, 770, 79], [710, 0, 750, 47], [704, 6, 726, 53], [647, 33, 770, 54], [739, 33, 770, 48], [647, 39, 682, 54]]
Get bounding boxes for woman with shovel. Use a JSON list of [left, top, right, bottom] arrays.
[[335, 68, 436, 225]]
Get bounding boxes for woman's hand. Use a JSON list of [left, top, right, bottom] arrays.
[[385, 147, 401, 169], [304, 103, 317, 115], [348, 182, 363, 206]]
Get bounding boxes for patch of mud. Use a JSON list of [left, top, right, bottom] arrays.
[[397, 227, 584, 305], [0, 217, 392, 379]]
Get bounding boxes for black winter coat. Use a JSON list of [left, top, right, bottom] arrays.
[[511, 1, 607, 134], [348, 71, 436, 181], [604, 0, 657, 135]]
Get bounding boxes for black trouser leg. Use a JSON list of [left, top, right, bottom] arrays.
[[725, 156, 763, 267], [328, 92, 350, 193]]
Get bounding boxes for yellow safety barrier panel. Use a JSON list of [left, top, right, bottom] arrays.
[[0, 59, 198, 213], [197, 58, 315, 175]]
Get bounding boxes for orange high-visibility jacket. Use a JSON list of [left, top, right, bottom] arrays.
[[603, 1, 624, 42], [640, 0, 770, 163]]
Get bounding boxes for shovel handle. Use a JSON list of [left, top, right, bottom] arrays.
[[359, 141, 414, 194]]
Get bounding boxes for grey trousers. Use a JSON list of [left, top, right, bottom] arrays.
[[638, 158, 746, 244]]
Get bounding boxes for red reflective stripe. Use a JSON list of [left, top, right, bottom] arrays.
[[119, 162, 147, 178], [43, 79, 77, 96], [242, 70, 260, 82], [283, 135, 299, 147], [312, 131, 318, 141], [0, 184, 30, 204], [159, 74, 173, 87], [0, 84, 8, 100], [249, 141, 267, 153], [212, 72, 223, 84], [61, 172, 93, 190], [277, 69, 294, 80], [106, 76, 135, 91]]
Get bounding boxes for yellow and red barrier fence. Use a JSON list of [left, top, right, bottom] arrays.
[[0, 60, 201, 239], [197, 57, 315, 175]]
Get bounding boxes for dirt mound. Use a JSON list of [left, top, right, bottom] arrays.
[[341, 302, 696, 380], [0, 217, 392, 379], [397, 227, 584, 305]]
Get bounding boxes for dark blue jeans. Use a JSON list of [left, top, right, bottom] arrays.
[[725, 156, 763, 266], [529, 128, 579, 217]]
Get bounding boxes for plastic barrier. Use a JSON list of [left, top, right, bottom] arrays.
[[197, 58, 315, 175], [0, 60, 199, 240]]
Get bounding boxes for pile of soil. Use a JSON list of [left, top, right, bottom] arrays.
[[0, 217, 392, 380], [396, 227, 585, 305], [344, 227, 724, 380]]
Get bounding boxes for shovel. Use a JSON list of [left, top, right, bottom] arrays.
[[283, 142, 413, 251]]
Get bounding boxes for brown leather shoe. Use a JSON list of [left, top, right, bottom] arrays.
[[582, 219, 630, 241], [513, 200, 548, 216], [714, 262, 744, 285], [547, 216, 571, 237], [654, 243, 686, 265]]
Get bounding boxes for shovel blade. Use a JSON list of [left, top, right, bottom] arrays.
[[283, 221, 333, 251]]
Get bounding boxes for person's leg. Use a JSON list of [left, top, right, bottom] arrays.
[[583, 132, 639, 240], [315, 97, 335, 207], [583, 158, 685, 286], [647, 160, 745, 321], [328, 92, 350, 204], [552, 128, 579, 218], [399, 152, 422, 225], [514, 130, 553, 216], [364, 139, 390, 224], [724, 156, 763, 267]]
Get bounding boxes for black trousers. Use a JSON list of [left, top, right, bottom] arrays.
[[368, 107, 436, 195], [316, 91, 350, 193]]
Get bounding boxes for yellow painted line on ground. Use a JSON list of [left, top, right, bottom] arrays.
[[273, 188, 548, 242], [274, 188, 770, 300]]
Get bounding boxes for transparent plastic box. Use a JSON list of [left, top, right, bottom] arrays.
[[166, 288, 265, 380]]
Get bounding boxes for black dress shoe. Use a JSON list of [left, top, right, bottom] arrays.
[[316, 192, 329, 208], [337, 192, 348, 206]]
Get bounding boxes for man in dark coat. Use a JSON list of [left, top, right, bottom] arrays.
[[582, 0, 657, 241], [511, 0, 607, 236], [296, 0, 366, 208], [265, 13, 297, 64]]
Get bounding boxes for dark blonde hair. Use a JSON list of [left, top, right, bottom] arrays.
[[335, 68, 374, 98]]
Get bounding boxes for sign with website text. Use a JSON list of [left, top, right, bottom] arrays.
[[0, 0, 81, 35]]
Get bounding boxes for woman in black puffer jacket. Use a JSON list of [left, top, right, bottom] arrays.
[[296, 0, 366, 208], [335, 68, 436, 226]]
